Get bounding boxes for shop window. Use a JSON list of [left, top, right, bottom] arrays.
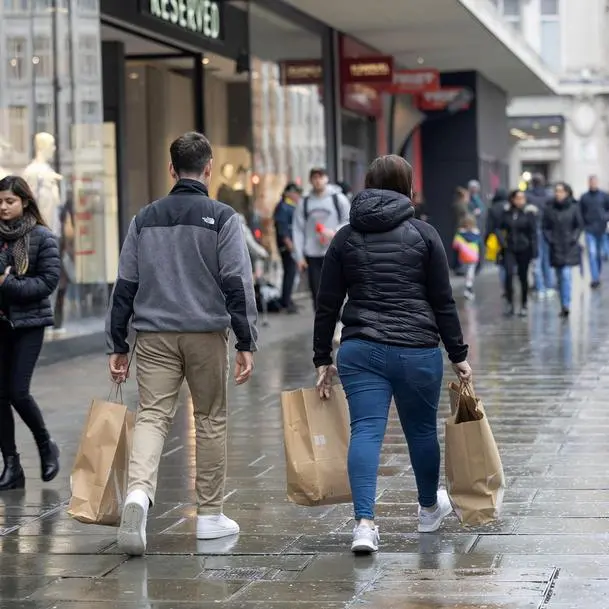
[[78, 35, 100, 80], [35, 103, 53, 134], [4, 0, 30, 11], [75, 100, 101, 148], [7, 37, 27, 82], [33, 36, 53, 80], [8, 106, 29, 154]]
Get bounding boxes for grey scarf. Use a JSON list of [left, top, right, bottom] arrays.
[[0, 214, 37, 275]]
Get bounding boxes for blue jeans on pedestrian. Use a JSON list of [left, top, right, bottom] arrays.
[[337, 339, 444, 520], [534, 235, 555, 292], [556, 266, 572, 310], [586, 232, 604, 283]]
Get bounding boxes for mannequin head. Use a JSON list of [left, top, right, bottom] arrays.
[[34, 132, 56, 163], [221, 163, 235, 182]]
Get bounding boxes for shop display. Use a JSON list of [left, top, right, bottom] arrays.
[[22, 132, 63, 236]]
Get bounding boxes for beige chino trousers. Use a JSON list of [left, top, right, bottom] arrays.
[[128, 331, 229, 515]]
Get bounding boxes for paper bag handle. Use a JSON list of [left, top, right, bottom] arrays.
[[107, 340, 137, 403]]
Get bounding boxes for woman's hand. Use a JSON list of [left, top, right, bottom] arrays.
[[0, 266, 11, 286], [452, 360, 473, 384], [316, 364, 337, 400]]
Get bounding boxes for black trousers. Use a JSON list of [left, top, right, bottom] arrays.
[[0, 325, 49, 456], [503, 250, 532, 307], [306, 256, 325, 307], [280, 250, 297, 309]]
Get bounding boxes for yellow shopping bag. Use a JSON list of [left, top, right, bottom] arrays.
[[485, 233, 501, 263]]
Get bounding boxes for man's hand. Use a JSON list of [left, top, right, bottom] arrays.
[[0, 266, 11, 286], [452, 360, 473, 384], [316, 364, 338, 400], [297, 259, 308, 273], [109, 353, 129, 384], [235, 351, 254, 385]]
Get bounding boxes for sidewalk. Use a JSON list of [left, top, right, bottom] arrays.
[[2, 269, 609, 607]]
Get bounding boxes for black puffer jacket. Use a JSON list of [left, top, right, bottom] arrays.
[[313, 188, 468, 366], [0, 225, 60, 328], [498, 203, 538, 258], [542, 198, 583, 268]]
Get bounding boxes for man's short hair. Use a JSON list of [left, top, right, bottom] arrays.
[[170, 132, 213, 176], [309, 167, 327, 179]]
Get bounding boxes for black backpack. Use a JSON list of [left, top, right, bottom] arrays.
[[303, 193, 343, 223]]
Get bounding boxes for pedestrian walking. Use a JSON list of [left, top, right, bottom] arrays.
[[543, 182, 583, 318], [497, 189, 538, 317], [292, 168, 350, 306], [0, 176, 61, 490], [106, 132, 258, 556], [580, 175, 609, 289], [485, 189, 509, 294], [313, 155, 472, 554], [527, 174, 554, 298], [273, 183, 301, 313], [452, 215, 481, 300]]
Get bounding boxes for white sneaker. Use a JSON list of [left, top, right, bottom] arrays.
[[196, 514, 240, 540], [418, 489, 453, 533], [351, 524, 380, 554], [117, 489, 149, 556]]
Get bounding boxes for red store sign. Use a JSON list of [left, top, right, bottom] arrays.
[[382, 69, 440, 95], [418, 87, 471, 111]]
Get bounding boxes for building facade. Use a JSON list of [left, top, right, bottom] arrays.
[[505, 0, 609, 195]]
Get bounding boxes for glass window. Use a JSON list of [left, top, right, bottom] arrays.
[[541, 19, 561, 71], [77, 0, 98, 11], [78, 35, 99, 79], [4, 0, 31, 11], [8, 106, 29, 154], [541, 0, 559, 15], [34, 0, 51, 10], [503, 0, 520, 17], [34, 36, 53, 80], [35, 103, 53, 134], [7, 37, 27, 82]]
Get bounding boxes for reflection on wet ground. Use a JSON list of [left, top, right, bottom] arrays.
[[2, 271, 609, 607]]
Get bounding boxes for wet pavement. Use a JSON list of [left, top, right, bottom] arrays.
[[3, 268, 609, 608]]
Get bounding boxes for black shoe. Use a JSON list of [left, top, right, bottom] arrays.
[[285, 303, 299, 315], [0, 455, 25, 491], [38, 439, 60, 483], [591, 281, 601, 289], [504, 304, 515, 317], [559, 308, 570, 319]]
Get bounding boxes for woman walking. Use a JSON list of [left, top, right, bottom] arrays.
[[0, 176, 61, 490], [313, 155, 472, 554], [497, 189, 538, 317], [542, 182, 583, 318]]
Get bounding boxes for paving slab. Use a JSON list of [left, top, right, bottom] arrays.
[[5, 271, 609, 607]]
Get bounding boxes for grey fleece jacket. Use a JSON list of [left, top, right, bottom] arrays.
[[105, 179, 258, 354]]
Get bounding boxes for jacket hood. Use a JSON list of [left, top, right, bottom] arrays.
[[350, 188, 414, 233], [492, 189, 509, 204]]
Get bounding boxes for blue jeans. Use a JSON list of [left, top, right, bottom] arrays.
[[586, 232, 604, 283], [337, 339, 444, 520], [556, 266, 572, 310], [534, 236, 555, 292]]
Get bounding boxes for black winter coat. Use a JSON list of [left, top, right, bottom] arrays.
[[542, 198, 583, 268], [580, 189, 609, 237], [498, 203, 538, 258], [0, 225, 60, 328], [313, 188, 468, 367]]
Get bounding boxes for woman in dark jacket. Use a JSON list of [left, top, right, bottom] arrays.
[[0, 176, 61, 490], [497, 189, 538, 317], [313, 155, 472, 554], [542, 182, 583, 318]]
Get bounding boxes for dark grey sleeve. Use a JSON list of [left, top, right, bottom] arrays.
[[217, 214, 259, 352]]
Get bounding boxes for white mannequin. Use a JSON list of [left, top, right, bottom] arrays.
[[23, 132, 62, 236]]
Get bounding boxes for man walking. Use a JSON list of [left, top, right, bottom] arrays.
[[293, 168, 350, 305], [527, 174, 554, 298], [105, 132, 258, 556], [580, 175, 609, 288], [273, 183, 301, 313]]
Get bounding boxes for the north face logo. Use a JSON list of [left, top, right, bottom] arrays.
[[202, 217, 215, 225]]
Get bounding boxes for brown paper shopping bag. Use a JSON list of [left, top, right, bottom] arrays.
[[281, 386, 352, 507], [445, 382, 505, 526], [67, 396, 135, 526]]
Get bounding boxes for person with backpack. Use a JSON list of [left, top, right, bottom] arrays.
[[293, 168, 350, 305]]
